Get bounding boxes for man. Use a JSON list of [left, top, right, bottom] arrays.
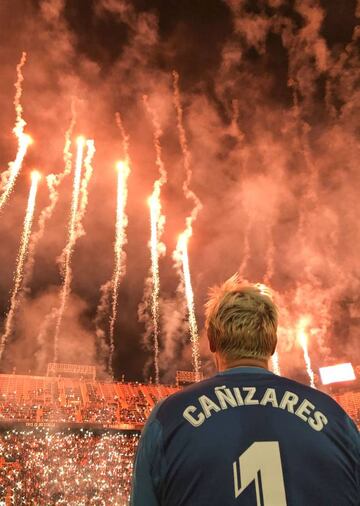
[[131, 276, 360, 505]]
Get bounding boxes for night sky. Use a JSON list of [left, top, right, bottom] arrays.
[[0, 0, 359, 383]]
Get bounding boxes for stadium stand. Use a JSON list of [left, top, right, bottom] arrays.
[[0, 372, 179, 505], [333, 390, 360, 427], [0, 373, 178, 429]]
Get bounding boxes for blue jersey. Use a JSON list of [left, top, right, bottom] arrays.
[[131, 367, 360, 505]]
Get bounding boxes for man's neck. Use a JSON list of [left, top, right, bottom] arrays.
[[216, 355, 269, 372]]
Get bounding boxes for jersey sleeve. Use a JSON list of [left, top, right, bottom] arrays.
[[130, 401, 165, 506]]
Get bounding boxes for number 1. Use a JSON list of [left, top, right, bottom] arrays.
[[233, 441, 287, 505]]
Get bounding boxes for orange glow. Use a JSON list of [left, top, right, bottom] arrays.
[[319, 363, 356, 385], [31, 170, 41, 182], [116, 160, 126, 172], [24, 134, 33, 145]]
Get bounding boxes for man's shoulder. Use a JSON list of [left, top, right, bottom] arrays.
[[273, 375, 357, 425]]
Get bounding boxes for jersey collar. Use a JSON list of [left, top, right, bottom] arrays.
[[217, 366, 274, 376]]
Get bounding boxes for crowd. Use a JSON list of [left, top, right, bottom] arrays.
[[0, 428, 140, 505], [0, 397, 148, 426]]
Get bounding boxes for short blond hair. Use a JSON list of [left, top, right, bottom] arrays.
[[205, 275, 278, 361]]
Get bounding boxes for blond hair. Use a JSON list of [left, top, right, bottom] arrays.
[[205, 275, 278, 361]]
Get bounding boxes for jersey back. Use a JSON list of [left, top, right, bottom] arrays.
[[155, 370, 360, 505]]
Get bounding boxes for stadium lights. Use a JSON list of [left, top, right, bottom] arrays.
[[319, 363, 356, 385]]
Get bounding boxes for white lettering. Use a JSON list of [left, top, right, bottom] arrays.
[[260, 388, 279, 408], [279, 391, 299, 413], [183, 405, 205, 427], [215, 386, 238, 409], [295, 399, 315, 422], [243, 387, 259, 405], [198, 395, 221, 418], [308, 410, 328, 432], [182, 388, 328, 432], [233, 387, 244, 406]]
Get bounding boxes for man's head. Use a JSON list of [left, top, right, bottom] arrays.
[[205, 275, 278, 368]]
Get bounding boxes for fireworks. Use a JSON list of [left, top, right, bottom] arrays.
[[0, 53, 32, 212], [148, 192, 162, 384], [0, 171, 41, 361], [54, 137, 95, 362], [175, 231, 201, 376], [297, 315, 315, 388], [140, 96, 167, 384], [271, 351, 281, 376], [108, 160, 130, 377], [76, 139, 96, 236], [172, 71, 201, 377]]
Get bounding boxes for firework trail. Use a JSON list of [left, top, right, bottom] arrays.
[[139, 96, 167, 384], [107, 161, 130, 378], [94, 113, 131, 377], [174, 233, 201, 376], [115, 112, 130, 164], [22, 105, 77, 290], [172, 71, 202, 377], [271, 350, 281, 375], [290, 85, 333, 371], [0, 172, 41, 361], [297, 316, 315, 388], [53, 137, 87, 362], [0, 52, 32, 211], [76, 140, 96, 237]]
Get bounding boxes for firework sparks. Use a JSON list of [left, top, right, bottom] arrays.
[[271, 351, 281, 375], [175, 232, 201, 376], [139, 96, 167, 384], [76, 140, 96, 237], [148, 193, 162, 384], [95, 113, 131, 377], [0, 53, 32, 211], [115, 112, 130, 160], [0, 171, 41, 361], [53, 137, 87, 361], [107, 161, 130, 378], [172, 71, 201, 377], [297, 315, 315, 388]]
